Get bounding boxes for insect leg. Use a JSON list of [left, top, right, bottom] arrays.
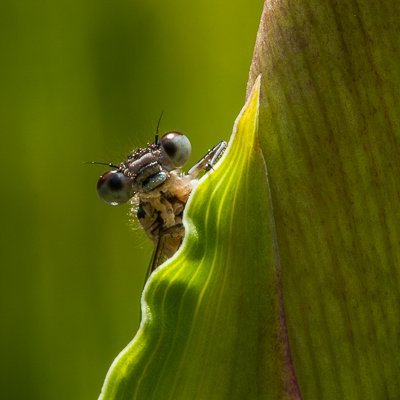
[[188, 140, 227, 178], [136, 202, 159, 242]]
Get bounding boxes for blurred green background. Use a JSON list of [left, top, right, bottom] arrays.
[[0, 1, 262, 398]]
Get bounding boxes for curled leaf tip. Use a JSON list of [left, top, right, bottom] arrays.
[[100, 68, 293, 399]]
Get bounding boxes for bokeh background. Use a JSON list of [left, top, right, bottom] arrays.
[[0, 1, 263, 398]]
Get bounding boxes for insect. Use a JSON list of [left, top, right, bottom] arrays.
[[95, 122, 226, 278]]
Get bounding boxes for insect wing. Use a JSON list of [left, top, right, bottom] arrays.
[[145, 224, 185, 280], [146, 230, 169, 279]]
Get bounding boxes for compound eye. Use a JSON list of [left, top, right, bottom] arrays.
[[160, 132, 191, 167], [97, 171, 133, 205]]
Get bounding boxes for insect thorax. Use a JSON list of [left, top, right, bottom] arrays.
[[131, 171, 193, 244]]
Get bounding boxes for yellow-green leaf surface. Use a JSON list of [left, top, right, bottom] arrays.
[[246, 0, 400, 399], [100, 0, 400, 398], [100, 78, 299, 399]]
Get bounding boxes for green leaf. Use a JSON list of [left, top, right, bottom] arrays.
[[246, 0, 400, 398], [100, 0, 400, 398], [100, 78, 298, 399]]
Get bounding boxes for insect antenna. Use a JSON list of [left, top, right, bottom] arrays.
[[154, 111, 164, 145], [84, 161, 120, 169]]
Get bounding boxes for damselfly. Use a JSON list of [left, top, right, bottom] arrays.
[[95, 124, 226, 278]]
